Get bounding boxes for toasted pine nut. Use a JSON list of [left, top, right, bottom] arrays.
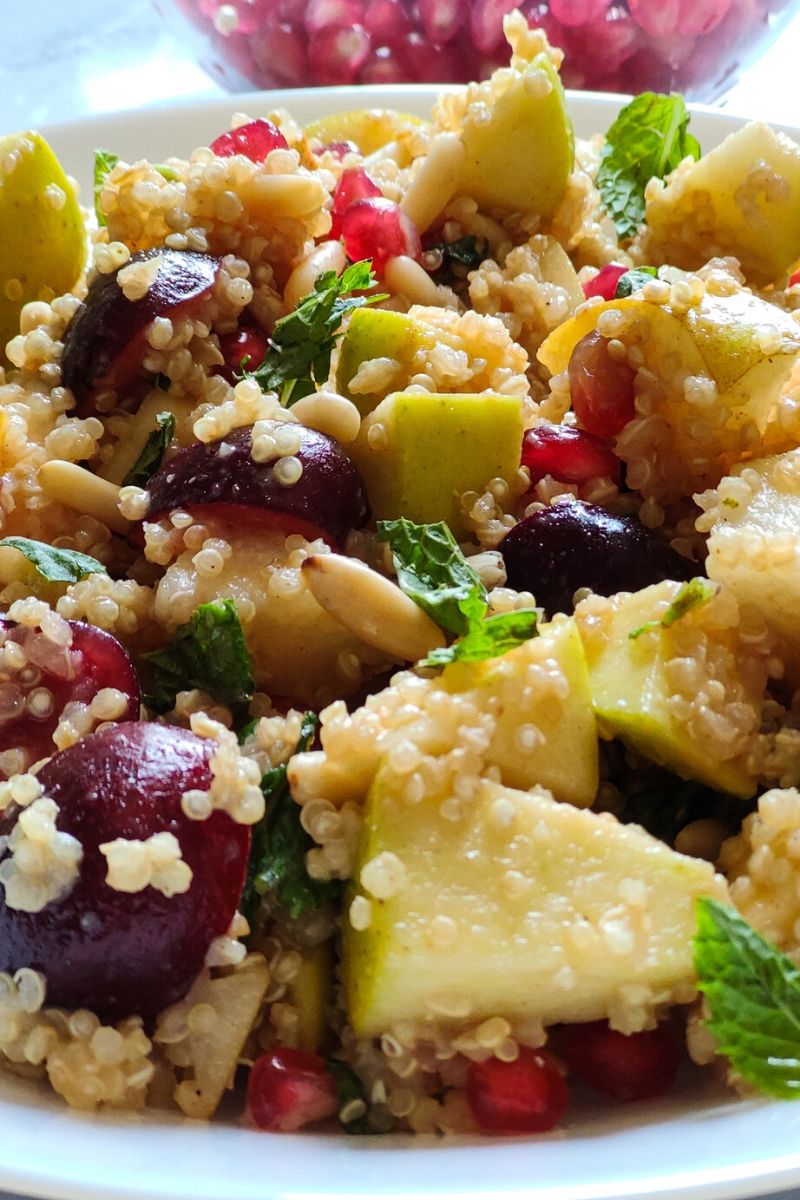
[[674, 818, 730, 863], [400, 133, 465, 232], [290, 390, 361, 444], [38, 461, 130, 535], [384, 256, 442, 307], [284, 241, 346, 311], [240, 173, 328, 219], [302, 554, 446, 662]]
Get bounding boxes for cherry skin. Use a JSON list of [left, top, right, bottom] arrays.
[[568, 330, 637, 440]]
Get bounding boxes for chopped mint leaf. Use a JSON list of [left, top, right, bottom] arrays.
[[0, 537, 104, 584], [614, 266, 658, 298], [597, 93, 701, 240], [141, 598, 254, 717], [428, 235, 490, 283], [154, 164, 180, 183], [327, 1059, 372, 1134], [246, 260, 387, 407], [421, 609, 539, 668], [93, 149, 119, 227], [377, 518, 487, 637], [244, 712, 342, 925], [629, 577, 716, 640], [122, 411, 176, 489], [695, 898, 800, 1099]]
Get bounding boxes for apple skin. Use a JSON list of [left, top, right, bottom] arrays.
[[145, 423, 369, 545], [0, 721, 250, 1021], [61, 248, 220, 415]]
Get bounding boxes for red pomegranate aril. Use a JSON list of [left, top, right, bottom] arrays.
[[558, 1021, 680, 1102], [550, 0, 611, 24], [304, 0, 364, 34], [676, 0, 732, 37], [276, 0, 307, 17], [318, 139, 359, 160], [419, 0, 468, 43], [216, 326, 269, 383], [248, 1047, 339, 1132], [330, 167, 382, 240], [470, 0, 520, 55], [363, 0, 413, 41], [341, 197, 421, 274], [582, 263, 628, 302], [210, 118, 289, 162], [522, 424, 621, 487], [790, 270, 800, 288], [568, 330, 637, 440], [308, 23, 371, 84], [467, 1047, 569, 1135], [359, 44, 407, 84], [250, 18, 309, 85]]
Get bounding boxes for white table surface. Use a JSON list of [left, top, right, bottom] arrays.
[[1, 2, 800, 1198]]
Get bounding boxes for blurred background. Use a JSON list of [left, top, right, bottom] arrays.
[[2, 0, 800, 134]]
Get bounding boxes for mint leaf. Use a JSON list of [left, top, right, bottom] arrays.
[[123, 411, 176, 488], [93, 149, 119, 227], [597, 93, 701, 240], [629, 577, 716, 640], [428, 234, 490, 284], [615, 267, 658, 298], [247, 260, 386, 406], [244, 712, 342, 925], [377, 518, 487, 637], [0, 537, 104, 584], [695, 898, 800, 1098], [327, 1059, 372, 1134], [141, 598, 254, 717], [422, 609, 539, 668]]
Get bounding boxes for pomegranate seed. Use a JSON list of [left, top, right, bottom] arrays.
[[248, 1047, 339, 1132], [582, 263, 629, 302], [330, 167, 382, 239], [467, 1047, 569, 1135], [308, 23, 371, 83], [549, 0, 611, 24], [627, 0, 680, 38], [583, 4, 638, 73], [470, 0, 520, 55], [304, 0, 364, 33], [276, 0, 306, 17], [210, 118, 288, 161], [676, 0, 732, 37], [568, 330, 637, 440], [250, 18, 309, 85], [341, 197, 421, 274], [319, 139, 359, 160], [363, 0, 414, 41], [418, 0, 468, 43], [558, 1021, 680, 1102], [520, 1, 572, 49], [790, 270, 800, 288], [399, 29, 475, 83], [216, 326, 269, 382], [359, 44, 408, 83], [522, 424, 621, 486]]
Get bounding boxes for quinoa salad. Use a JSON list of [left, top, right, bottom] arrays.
[[1, 10, 800, 1139]]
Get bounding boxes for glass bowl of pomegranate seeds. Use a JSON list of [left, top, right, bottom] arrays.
[[154, 0, 800, 99], [9, 10, 800, 1195]]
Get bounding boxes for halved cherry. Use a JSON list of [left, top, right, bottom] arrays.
[[145, 423, 369, 546], [61, 249, 221, 415], [0, 617, 140, 778], [0, 721, 250, 1021]]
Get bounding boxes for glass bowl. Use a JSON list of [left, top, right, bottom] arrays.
[[153, 0, 800, 101]]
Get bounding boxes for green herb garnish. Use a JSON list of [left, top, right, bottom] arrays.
[[629, 578, 716, 640], [122, 411, 176, 489], [94, 149, 180, 226], [244, 712, 342, 925], [327, 1059, 372, 1134], [0, 537, 104, 584], [614, 266, 658, 298], [428, 235, 490, 283], [141, 598, 254, 718], [597, 93, 701, 240], [378, 518, 538, 667], [245, 260, 386, 407], [695, 898, 800, 1098]]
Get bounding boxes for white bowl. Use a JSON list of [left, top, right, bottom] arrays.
[[3, 87, 800, 1200]]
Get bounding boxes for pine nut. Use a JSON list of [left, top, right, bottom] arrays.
[[301, 554, 445, 662], [284, 241, 346, 311], [239, 173, 328, 219], [38, 461, 129, 535], [400, 133, 465, 232], [384, 256, 442, 307], [290, 390, 361, 444]]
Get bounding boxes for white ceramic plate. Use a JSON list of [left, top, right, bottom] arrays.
[[2, 86, 799, 1200]]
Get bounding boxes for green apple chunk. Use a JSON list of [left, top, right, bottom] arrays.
[[349, 390, 524, 538], [684, 288, 800, 396], [344, 768, 725, 1038], [645, 121, 800, 285], [0, 131, 85, 361], [575, 580, 767, 797], [456, 53, 574, 217], [286, 943, 332, 1053], [443, 616, 598, 807], [336, 309, 424, 415]]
